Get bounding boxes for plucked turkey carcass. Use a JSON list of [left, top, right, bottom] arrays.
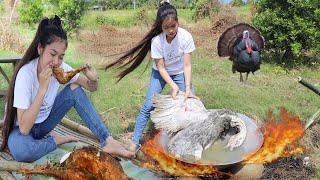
[[20, 147, 129, 180], [150, 92, 247, 160]]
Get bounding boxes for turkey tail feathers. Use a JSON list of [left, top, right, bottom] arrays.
[[217, 23, 265, 58]]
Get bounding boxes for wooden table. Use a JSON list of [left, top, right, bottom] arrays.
[[0, 57, 21, 97]]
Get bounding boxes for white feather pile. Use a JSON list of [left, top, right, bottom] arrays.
[[150, 92, 208, 135]]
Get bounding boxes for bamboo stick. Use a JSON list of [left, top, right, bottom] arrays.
[[0, 160, 35, 172], [305, 108, 320, 130], [60, 117, 98, 140], [298, 77, 320, 96]]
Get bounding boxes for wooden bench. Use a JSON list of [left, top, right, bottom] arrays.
[[0, 57, 21, 97]]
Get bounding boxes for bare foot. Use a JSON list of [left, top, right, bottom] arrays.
[[50, 132, 79, 145], [103, 137, 136, 158]]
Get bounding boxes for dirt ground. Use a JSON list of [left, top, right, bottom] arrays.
[[261, 155, 316, 179]]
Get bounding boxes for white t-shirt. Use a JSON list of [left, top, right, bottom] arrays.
[[13, 58, 80, 124], [151, 27, 196, 75]]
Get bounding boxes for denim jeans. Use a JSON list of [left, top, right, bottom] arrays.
[[8, 85, 110, 162], [132, 69, 188, 145]]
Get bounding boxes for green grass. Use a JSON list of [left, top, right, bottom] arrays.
[[81, 8, 194, 29], [235, 5, 251, 15]]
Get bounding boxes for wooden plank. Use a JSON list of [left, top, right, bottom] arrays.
[[0, 66, 10, 83], [0, 57, 20, 64]]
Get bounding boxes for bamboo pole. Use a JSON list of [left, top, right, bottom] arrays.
[[60, 117, 98, 140], [0, 160, 35, 172], [305, 108, 320, 130], [298, 77, 320, 96]]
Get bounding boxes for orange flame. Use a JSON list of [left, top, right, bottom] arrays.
[[140, 131, 231, 178], [244, 108, 304, 164]]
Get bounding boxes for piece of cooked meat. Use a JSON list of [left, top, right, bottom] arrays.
[[52, 66, 85, 84]]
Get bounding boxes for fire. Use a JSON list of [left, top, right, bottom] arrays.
[[140, 131, 231, 178], [244, 108, 304, 164]]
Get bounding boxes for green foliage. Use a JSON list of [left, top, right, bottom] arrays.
[[95, 13, 136, 27], [54, 0, 88, 35], [105, 0, 132, 9], [170, 0, 192, 9], [231, 0, 245, 7], [17, 0, 87, 34], [90, 0, 191, 9], [190, 0, 221, 21], [134, 7, 153, 25], [18, 0, 44, 26], [253, 0, 320, 65], [0, 2, 4, 15]]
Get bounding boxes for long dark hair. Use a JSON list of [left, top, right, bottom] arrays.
[[105, 2, 178, 82], [1, 15, 67, 150]]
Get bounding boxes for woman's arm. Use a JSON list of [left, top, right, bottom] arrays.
[[74, 75, 98, 92], [155, 58, 179, 98], [74, 64, 98, 92], [18, 66, 52, 135], [17, 89, 46, 135]]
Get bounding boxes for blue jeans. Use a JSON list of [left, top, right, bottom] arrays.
[[132, 69, 187, 145], [8, 85, 110, 162]]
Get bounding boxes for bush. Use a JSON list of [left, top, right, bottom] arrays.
[[190, 0, 221, 21], [253, 0, 320, 65], [231, 0, 245, 7], [134, 7, 153, 25], [55, 0, 88, 35], [18, 0, 88, 35], [18, 0, 44, 26]]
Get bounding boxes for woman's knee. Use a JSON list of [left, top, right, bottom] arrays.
[[8, 139, 36, 162], [11, 148, 36, 162]]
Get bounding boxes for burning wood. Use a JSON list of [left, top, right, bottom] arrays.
[[52, 66, 85, 84], [244, 108, 304, 164], [139, 131, 232, 178], [139, 107, 306, 178], [17, 147, 129, 180]]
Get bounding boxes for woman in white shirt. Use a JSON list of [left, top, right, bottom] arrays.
[[1, 16, 134, 162], [105, 1, 196, 152]]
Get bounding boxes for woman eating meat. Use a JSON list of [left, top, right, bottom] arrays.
[[1, 16, 135, 162]]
